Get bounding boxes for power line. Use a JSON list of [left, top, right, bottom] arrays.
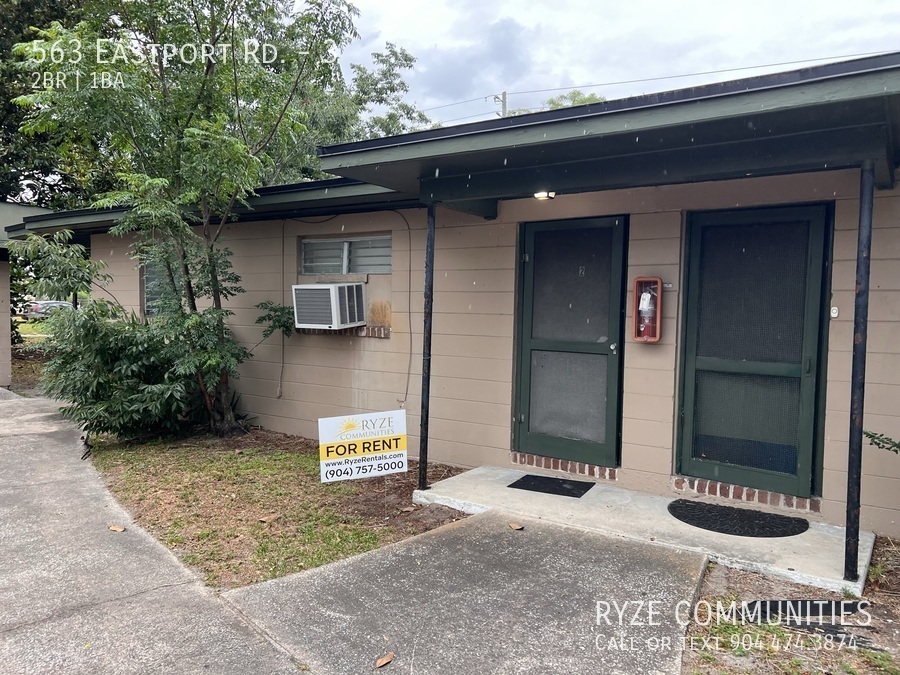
[[440, 110, 500, 123], [422, 95, 494, 113], [425, 49, 892, 115], [506, 50, 891, 97]]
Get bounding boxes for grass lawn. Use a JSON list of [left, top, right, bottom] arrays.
[[16, 320, 47, 337], [91, 430, 465, 589]]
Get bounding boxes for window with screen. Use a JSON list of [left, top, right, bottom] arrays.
[[142, 262, 164, 316], [300, 236, 391, 275]]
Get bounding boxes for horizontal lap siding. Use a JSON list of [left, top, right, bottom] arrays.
[[619, 212, 682, 486], [86, 169, 900, 535], [90, 233, 142, 315], [821, 192, 900, 535], [222, 212, 516, 469]]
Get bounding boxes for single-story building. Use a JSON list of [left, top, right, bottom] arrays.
[[0, 203, 50, 388], [9, 53, 900, 538]]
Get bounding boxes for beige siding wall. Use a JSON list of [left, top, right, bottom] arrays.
[[821, 194, 900, 534], [620, 213, 681, 493], [90, 168, 900, 535], [0, 260, 10, 388], [90, 233, 142, 314], [220, 213, 518, 468]]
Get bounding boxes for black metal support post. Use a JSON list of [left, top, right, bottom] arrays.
[[844, 159, 875, 582], [418, 203, 437, 491]]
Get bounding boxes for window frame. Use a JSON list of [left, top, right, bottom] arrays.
[[141, 263, 160, 317], [299, 234, 392, 276]]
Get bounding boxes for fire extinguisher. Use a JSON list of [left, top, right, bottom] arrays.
[[638, 286, 657, 337]]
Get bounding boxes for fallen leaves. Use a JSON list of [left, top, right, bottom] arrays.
[[508, 522, 524, 531], [374, 651, 394, 668], [108, 524, 126, 532], [258, 514, 280, 524]]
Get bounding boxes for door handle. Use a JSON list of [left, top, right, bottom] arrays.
[[610, 343, 617, 354], [805, 358, 811, 374]]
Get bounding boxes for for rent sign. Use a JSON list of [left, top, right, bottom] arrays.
[[318, 409, 407, 483]]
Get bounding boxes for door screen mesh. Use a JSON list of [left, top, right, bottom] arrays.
[[696, 221, 809, 363], [530, 351, 607, 443], [531, 228, 612, 343], [692, 371, 799, 474]]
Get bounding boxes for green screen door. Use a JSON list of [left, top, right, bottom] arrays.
[[680, 206, 826, 497], [515, 217, 625, 466]]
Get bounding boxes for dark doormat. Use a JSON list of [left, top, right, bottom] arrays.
[[667, 499, 809, 537], [508, 474, 595, 498]]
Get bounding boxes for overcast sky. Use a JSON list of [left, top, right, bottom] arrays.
[[339, 0, 900, 126]]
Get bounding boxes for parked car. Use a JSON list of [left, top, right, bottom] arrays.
[[24, 300, 74, 320]]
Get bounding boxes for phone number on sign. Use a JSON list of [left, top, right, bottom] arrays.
[[687, 632, 859, 652], [323, 459, 406, 481]]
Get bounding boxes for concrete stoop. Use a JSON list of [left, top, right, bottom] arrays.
[[413, 466, 874, 596]]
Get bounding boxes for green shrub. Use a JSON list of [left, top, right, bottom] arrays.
[[9, 230, 291, 438], [39, 300, 190, 438]]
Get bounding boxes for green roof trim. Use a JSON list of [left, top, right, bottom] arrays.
[[317, 54, 900, 206], [4, 179, 417, 238]]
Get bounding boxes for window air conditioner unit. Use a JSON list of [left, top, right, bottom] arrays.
[[292, 283, 366, 330]]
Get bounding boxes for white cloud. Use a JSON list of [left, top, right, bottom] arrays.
[[340, 0, 900, 125]]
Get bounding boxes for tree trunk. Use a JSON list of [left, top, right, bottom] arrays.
[[210, 372, 240, 435]]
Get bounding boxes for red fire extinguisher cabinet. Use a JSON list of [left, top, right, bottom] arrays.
[[632, 276, 662, 342]]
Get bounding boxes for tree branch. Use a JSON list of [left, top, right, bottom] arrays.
[[250, 6, 328, 156]]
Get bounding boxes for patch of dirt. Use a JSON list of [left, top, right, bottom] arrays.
[[681, 537, 900, 674], [10, 345, 45, 397], [342, 460, 466, 535]]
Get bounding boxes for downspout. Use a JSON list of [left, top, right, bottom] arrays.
[[418, 203, 436, 490], [844, 159, 875, 582]]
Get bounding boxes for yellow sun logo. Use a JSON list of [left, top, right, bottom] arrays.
[[338, 418, 360, 433]]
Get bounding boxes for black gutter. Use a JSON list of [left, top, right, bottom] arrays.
[[229, 200, 423, 223], [319, 52, 900, 157], [418, 203, 436, 491], [8, 188, 418, 235], [845, 160, 875, 582], [20, 206, 128, 225], [19, 179, 366, 223], [254, 176, 366, 195]]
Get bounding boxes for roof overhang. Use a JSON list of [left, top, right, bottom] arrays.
[[4, 178, 419, 240], [319, 53, 900, 217], [0, 202, 52, 260]]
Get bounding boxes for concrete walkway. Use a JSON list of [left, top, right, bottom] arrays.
[[226, 511, 706, 674], [0, 392, 298, 674], [413, 466, 875, 595], [0, 393, 708, 674]]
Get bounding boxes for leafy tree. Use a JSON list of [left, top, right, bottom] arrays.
[[508, 88, 606, 117], [543, 89, 605, 110], [255, 41, 428, 185], [0, 0, 112, 208], [11, 0, 412, 435]]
